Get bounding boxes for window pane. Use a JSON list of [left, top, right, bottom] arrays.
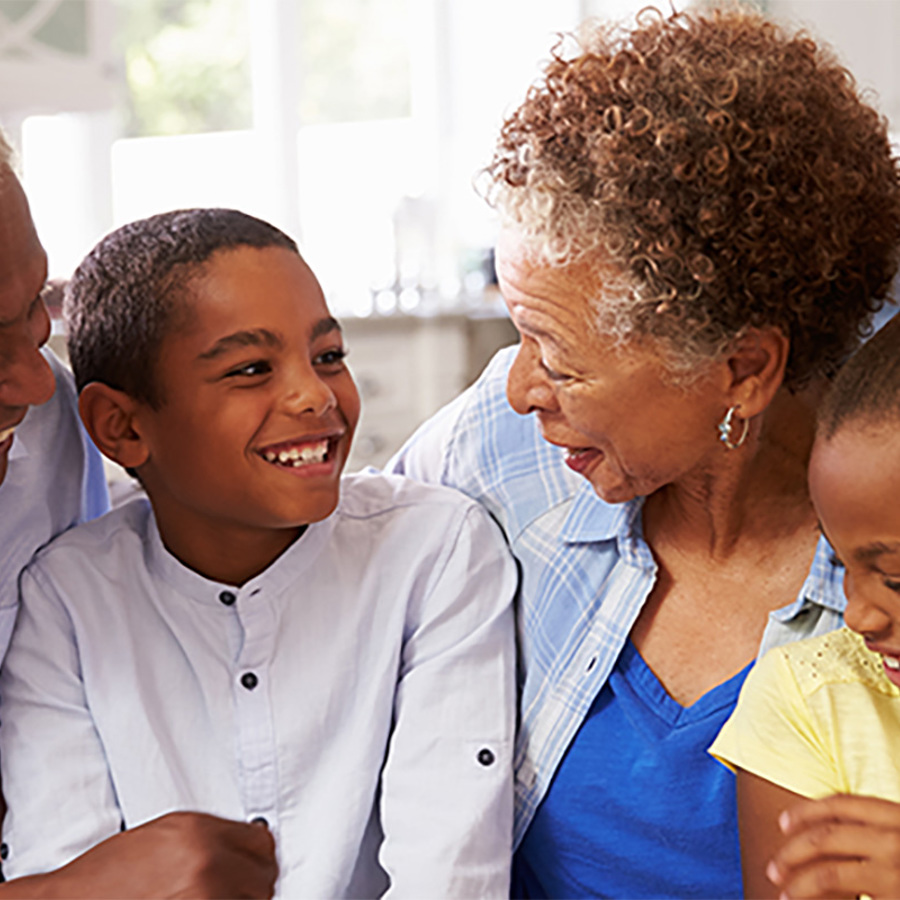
[[298, 0, 411, 124], [115, 0, 252, 137]]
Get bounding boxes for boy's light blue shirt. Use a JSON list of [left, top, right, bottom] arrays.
[[0, 471, 515, 898], [0, 349, 108, 657], [389, 345, 846, 847]]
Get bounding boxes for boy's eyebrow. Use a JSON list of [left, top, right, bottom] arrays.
[[311, 316, 342, 341], [196, 317, 342, 362], [197, 328, 283, 361]]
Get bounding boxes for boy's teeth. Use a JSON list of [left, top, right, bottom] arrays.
[[264, 440, 329, 467], [884, 656, 900, 670], [0, 426, 14, 443]]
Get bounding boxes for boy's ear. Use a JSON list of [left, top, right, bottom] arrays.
[[78, 383, 150, 470], [722, 326, 790, 418]]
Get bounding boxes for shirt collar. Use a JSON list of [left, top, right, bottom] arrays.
[[7, 402, 43, 463], [558, 479, 846, 605], [559, 480, 655, 570], [770, 532, 846, 621], [145, 500, 339, 604], [7, 348, 61, 464]]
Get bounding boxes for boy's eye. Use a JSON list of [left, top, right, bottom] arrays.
[[226, 360, 271, 378], [314, 347, 348, 368], [884, 578, 900, 594]]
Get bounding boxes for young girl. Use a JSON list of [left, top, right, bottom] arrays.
[[711, 311, 900, 900]]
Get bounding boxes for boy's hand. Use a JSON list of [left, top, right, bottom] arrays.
[[768, 794, 900, 899], [3, 812, 278, 899]]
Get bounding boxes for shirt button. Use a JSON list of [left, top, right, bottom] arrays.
[[0, 842, 8, 860], [251, 816, 269, 827], [219, 591, 237, 606], [477, 748, 495, 767], [240, 672, 258, 690]]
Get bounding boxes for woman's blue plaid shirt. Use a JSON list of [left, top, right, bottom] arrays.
[[389, 345, 846, 848]]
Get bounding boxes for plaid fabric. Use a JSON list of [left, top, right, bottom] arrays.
[[390, 345, 846, 847]]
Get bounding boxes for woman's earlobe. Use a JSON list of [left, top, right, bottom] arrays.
[[77, 383, 150, 470]]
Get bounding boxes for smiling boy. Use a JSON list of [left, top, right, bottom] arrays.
[[0, 209, 516, 898]]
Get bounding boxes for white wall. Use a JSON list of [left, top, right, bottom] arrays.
[[768, 0, 899, 133]]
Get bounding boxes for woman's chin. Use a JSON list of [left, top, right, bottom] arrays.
[[586, 470, 640, 506], [564, 446, 645, 504]]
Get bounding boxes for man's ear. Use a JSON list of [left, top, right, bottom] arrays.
[[722, 326, 790, 418], [78, 383, 150, 471]]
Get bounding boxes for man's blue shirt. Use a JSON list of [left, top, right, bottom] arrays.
[[0, 349, 108, 659]]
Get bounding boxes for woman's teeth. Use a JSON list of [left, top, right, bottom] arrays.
[[263, 440, 329, 467], [883, 655, 900, 671]]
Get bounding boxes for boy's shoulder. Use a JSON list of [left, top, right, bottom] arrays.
[[772, 627, 895, 697], [336, 469, 492, 521], [29, 497, 152, 571]]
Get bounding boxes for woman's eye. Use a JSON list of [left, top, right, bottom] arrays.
[[540, 359, 570, 382], [226, 360, 271, 378], [884, 578, 900, 594]]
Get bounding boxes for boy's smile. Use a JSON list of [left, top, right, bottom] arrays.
[[131, 244, 360, 584]]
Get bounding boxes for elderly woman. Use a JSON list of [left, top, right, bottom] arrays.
[[390, 5, 900, 898]]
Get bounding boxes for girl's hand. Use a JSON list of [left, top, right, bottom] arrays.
[[768, 794, 900, 899]]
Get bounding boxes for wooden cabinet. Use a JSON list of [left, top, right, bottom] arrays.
[[343, 312, 517, 471]]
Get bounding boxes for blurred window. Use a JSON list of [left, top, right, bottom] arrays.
[[19, 0, 585, 318], [116, 0, 252, 137], [297, 0, 411, 125]]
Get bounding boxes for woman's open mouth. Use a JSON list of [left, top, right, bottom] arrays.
[[563, 446, 603, 475]]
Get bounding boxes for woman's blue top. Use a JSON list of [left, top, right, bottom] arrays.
[[513, 639, 752, 899]]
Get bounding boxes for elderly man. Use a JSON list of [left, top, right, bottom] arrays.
[[0, 133, 277, 898]]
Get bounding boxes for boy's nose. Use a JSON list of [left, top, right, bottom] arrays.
[[281, 376, 336, 418]]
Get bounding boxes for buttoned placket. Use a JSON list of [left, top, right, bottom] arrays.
[[513, 495, 657, 846], [222, 585, 280, 832]]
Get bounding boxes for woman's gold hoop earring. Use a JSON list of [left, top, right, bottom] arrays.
[[718, 405, 749, 450]]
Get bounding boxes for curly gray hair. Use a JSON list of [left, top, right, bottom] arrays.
[[483, 6, 900, 388]]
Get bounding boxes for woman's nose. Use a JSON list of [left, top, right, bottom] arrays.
[[506, 340, 558, 416]]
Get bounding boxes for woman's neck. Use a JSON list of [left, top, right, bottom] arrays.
[[643, 381, 824, 559]]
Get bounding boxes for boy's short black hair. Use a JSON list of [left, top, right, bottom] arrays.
[[64, 208, 298, 408], [818, 310, 900, 439]]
